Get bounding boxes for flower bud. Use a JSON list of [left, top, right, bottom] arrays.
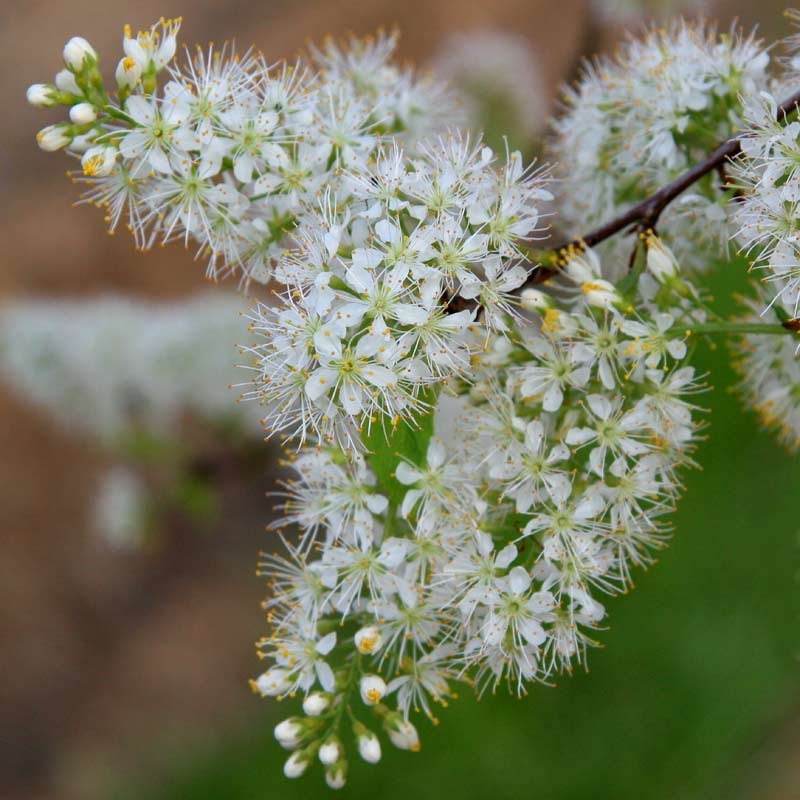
[[357, 731, 382, 764], [580, 279, 621, 310], [325, 761, 347, 790], [274, 718, 304, 750], [63, 36, 97, 71], [318, 737, 342, 766], [36, 124, 71, 152], [116, 55, 142, 89], [646, 237, 679, 284], [520, 288, 552, 313], [54, 69, 81, 95], [69, 134, 95, 154], [385, 717, 420, 752], [359, 674, 387, 706], [562, 253, 597, 284], [283, 751, 310, 779], [81, 145, 117, 177], [354, 626, 383, 655], [69, 102, 97, 125], [26, 84, 57, 108], [250, 667, 291, 697], [302, 691, 331, 717]]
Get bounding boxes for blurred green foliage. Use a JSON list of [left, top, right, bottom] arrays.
[[118, 267, 798, 800]]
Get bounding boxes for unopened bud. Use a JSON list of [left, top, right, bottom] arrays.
[[385, 717, 420, 752], [302, 691, 331, 717], [520, 288, 552, 312], [68, 134, 94, 154], [69, 102, 97, 125], [325, 761, 347, 790], [54, 69, 81, 95], [646, 237, 679, 283], [274, 718, 304, 750], [562, 252, 599, 284], [250, 667, 291, 697], [359, 674, 387, 706], [63, 36, 97, 71], [318, 737, 342, 766], [26, 83, 58, 108], [36, 124, 71, 152], [354, 626, 383, 655], [357, 731, 381, 764], [580, 279, 621, 310], [283, 750, 310, 779]]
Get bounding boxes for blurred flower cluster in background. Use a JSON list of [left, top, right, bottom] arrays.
[[2, 1, 799, 798]]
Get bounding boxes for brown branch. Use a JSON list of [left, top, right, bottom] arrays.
[[520, 86, 800, 289]]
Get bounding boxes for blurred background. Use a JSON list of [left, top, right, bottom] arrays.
[[2, 1, 799, 798]]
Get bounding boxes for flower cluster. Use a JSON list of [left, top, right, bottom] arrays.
[[28, 19, 453, 284], [551, 19, 770, 273], [241, 135, 551, 445], [732, 282, 800, 450], [0, 293, 257, 442], [731, 91, 800, 317], [27, 13, 800, 792], [252, 240, 704, 784]]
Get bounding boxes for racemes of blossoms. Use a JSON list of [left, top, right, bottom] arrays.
[[241, 136, 550, 445], [733, 281, 800, 450], [551, 19, 770, 274], [27, 12, 800, 790], [28, 18, 454, 285], [731, 81, 800, 317]]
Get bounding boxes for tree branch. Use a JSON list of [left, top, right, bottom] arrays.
[[520, 86, 800, 289]]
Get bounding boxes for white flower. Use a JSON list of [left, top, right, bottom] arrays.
[[355, 626, 383, 655], [123, 18, 181, 72], [81, 145, 117, 178], [395, 438, 468, 521], [500, 419, 571, 510], [118, 94, 190, 174], [258, 628, 337, 694], [565, 394, 651, 477], [515, 337, 591, 413]]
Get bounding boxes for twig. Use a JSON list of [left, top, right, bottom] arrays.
[[519, 86, 800, 289]]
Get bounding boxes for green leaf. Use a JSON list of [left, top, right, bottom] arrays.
[[360, 387, 438, 507]]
